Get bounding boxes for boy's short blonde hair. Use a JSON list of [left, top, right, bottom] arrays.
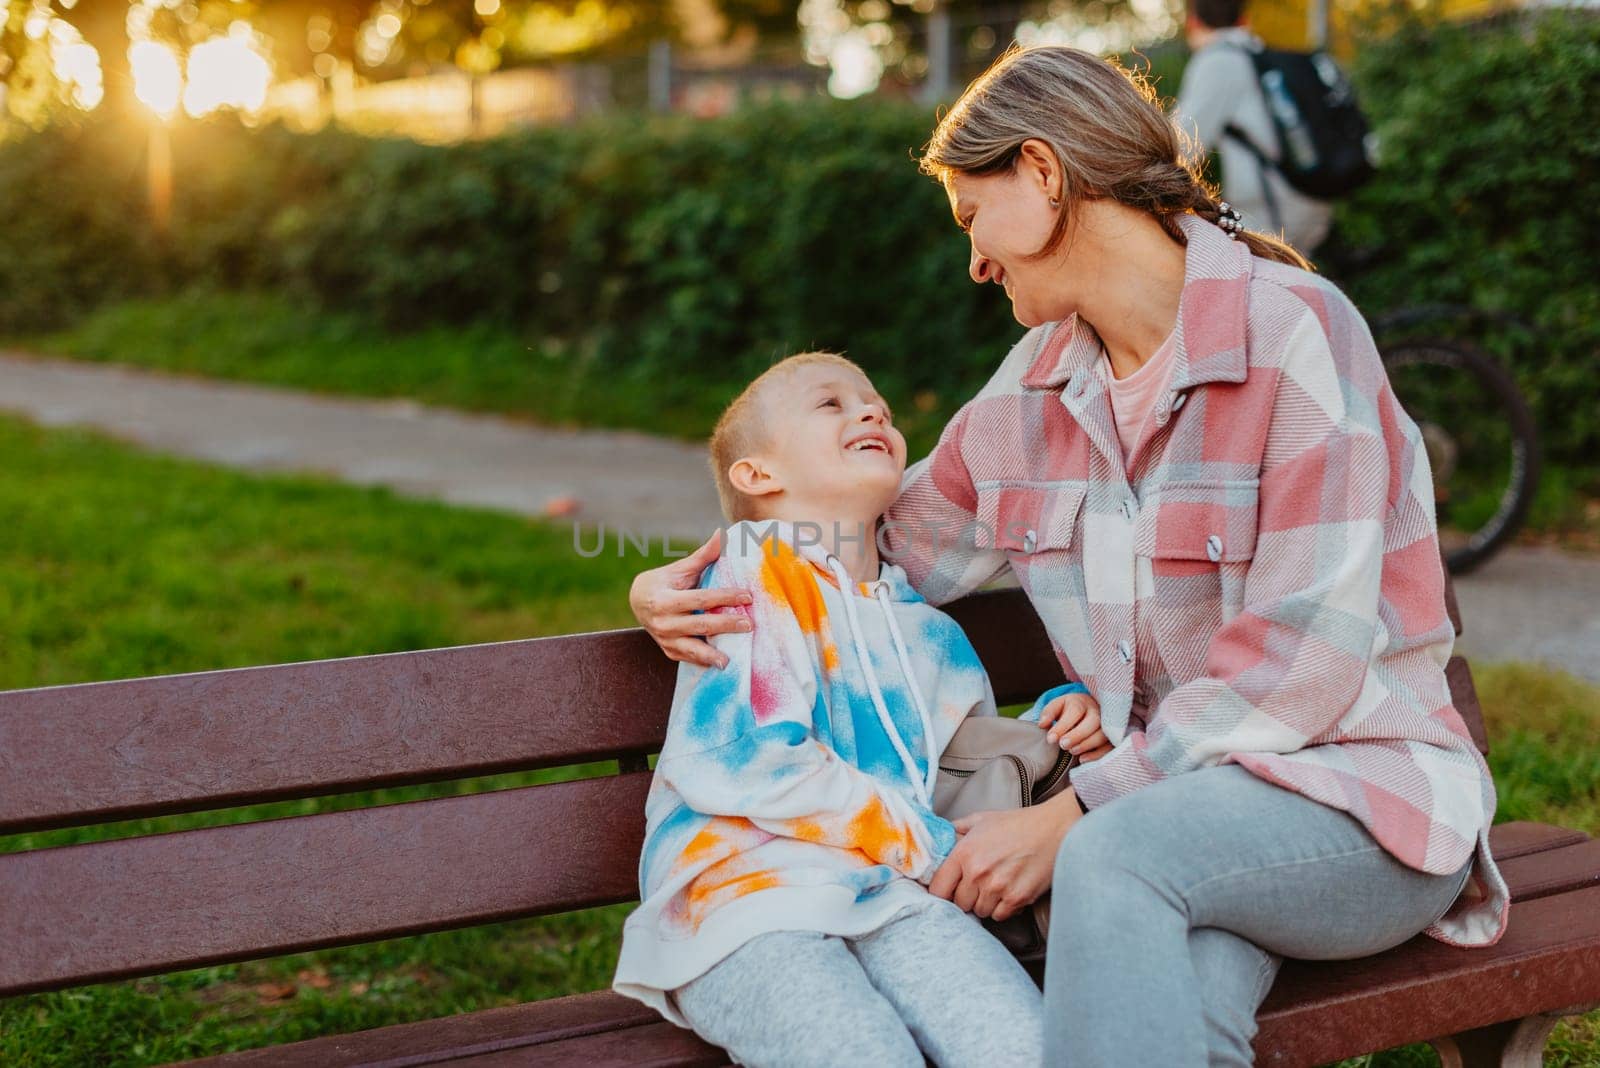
[[710, 351, 868, 523]]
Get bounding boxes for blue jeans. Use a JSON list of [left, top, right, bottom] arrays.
[[1046, 764, 1473, 1065]]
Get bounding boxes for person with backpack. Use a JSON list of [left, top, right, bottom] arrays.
[[1176, 0, 1372, 255]]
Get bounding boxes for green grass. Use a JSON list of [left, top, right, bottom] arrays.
[[0, 413, 663, 692], [0, 415, 1596, 1065], [0, 413, 664, 1064]]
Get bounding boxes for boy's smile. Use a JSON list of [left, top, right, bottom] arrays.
[[729, 362, 907, 533]]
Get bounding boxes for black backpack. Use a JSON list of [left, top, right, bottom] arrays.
[[1223, 45, 1374, 202]]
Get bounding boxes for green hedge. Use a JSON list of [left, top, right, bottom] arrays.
[[2, 9, 1596, 463], [1332, 8, 1600, 466], [0, 102, 1016, 398]]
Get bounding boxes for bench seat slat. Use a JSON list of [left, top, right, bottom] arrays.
[[0, 774, 651, 997], [455, 1020, 726, 1067], [176, 989, 682, 1068], [1254, 883, 1600, 1066], [1492, 838, 1600, 902], [1487, 820, 1589, 860], [184, 885, 1600, 1068], [173, 993, 728, 1066]]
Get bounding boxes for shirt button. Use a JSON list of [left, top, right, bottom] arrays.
[[1206, 534, 1223, 562], [1118, 639, 1134, 664], [1121, 498, 1136, 521], [1171, 392, 1188, 412], [1023, 529, 1038, 553]]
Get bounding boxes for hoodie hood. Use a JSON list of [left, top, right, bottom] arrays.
[[724, 519, 926, 605]]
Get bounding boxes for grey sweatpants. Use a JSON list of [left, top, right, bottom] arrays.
[[672, 896, 1044, 1067]]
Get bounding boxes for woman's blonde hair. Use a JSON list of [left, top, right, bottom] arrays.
[[920, 44, 1310, 269]]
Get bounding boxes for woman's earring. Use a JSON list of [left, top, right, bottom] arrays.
[[1049, 195, 1060, 208]]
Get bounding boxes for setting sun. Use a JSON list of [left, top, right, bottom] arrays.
[[183, 26, 273, 117], [130, 39, 182, 118], [127, 24, 273, 120]]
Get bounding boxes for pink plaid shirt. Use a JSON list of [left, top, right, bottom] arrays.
[[884, 214, 1508, 947]]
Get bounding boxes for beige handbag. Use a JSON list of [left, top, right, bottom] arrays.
[[933, 715, 1080, 954]]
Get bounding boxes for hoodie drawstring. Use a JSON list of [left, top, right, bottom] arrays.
[[824, 555, 938, 809], [872, 589, 941, 803]]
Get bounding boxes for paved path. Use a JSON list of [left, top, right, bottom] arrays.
[[1451, 547, 1600, 681], [0, 352, 722, 545], [4, 352, 1597, 681]]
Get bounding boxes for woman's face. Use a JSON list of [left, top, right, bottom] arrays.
[[946, 147, 1083, 329]]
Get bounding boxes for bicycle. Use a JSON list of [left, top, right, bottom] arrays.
[[1367, 304, 1542, 575]]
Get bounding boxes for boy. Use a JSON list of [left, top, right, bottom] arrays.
[[613, 352, 1100, 1066]]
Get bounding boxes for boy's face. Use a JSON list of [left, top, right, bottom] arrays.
[[744, 364, 907, 520]]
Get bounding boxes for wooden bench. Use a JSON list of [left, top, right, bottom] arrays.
[[3, 581, 1598, 1067]]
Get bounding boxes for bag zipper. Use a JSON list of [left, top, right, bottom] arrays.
[[1033, 750, 1075, 802], [1006, 754, 1029, 808]]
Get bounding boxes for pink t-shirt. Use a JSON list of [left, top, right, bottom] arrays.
[[1103, 330, 1178, 470]]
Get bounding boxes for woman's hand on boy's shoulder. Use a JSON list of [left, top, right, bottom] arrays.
[[629, 529, 753, 669]]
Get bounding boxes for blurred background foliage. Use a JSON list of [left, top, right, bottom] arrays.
[[1326, 9, 1600, 469], [2, 7, 1597, 474]]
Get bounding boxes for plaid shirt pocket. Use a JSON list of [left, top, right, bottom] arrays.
[[975, 480, 1087, 557], [1134, 479, 1261, 563]]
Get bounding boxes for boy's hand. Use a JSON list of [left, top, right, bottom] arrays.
[[1035, 692, 1107, 757], [1078, 740, 1115, 763]]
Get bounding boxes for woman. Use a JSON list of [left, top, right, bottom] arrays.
[[629, 46, 1507, 1064]]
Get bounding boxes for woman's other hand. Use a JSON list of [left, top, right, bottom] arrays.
[[927, 790, 1085, 921], [630, 530, 753, 669]]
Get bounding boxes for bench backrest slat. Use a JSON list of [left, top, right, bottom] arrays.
[[0, 632, 675, 835], [1445, 575, 1463, 637], [940, 588, 1065, 707], [0, 588, 1065, 836], [0, 584, 1486, 836], [1446, 655, 1490, 755], [0, 773, 650, 997]]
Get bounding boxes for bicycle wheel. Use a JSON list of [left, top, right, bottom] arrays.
[[1380, 337, 1541, 574]]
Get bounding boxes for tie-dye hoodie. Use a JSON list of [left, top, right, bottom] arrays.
[[613, 520, 998, 1023]]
